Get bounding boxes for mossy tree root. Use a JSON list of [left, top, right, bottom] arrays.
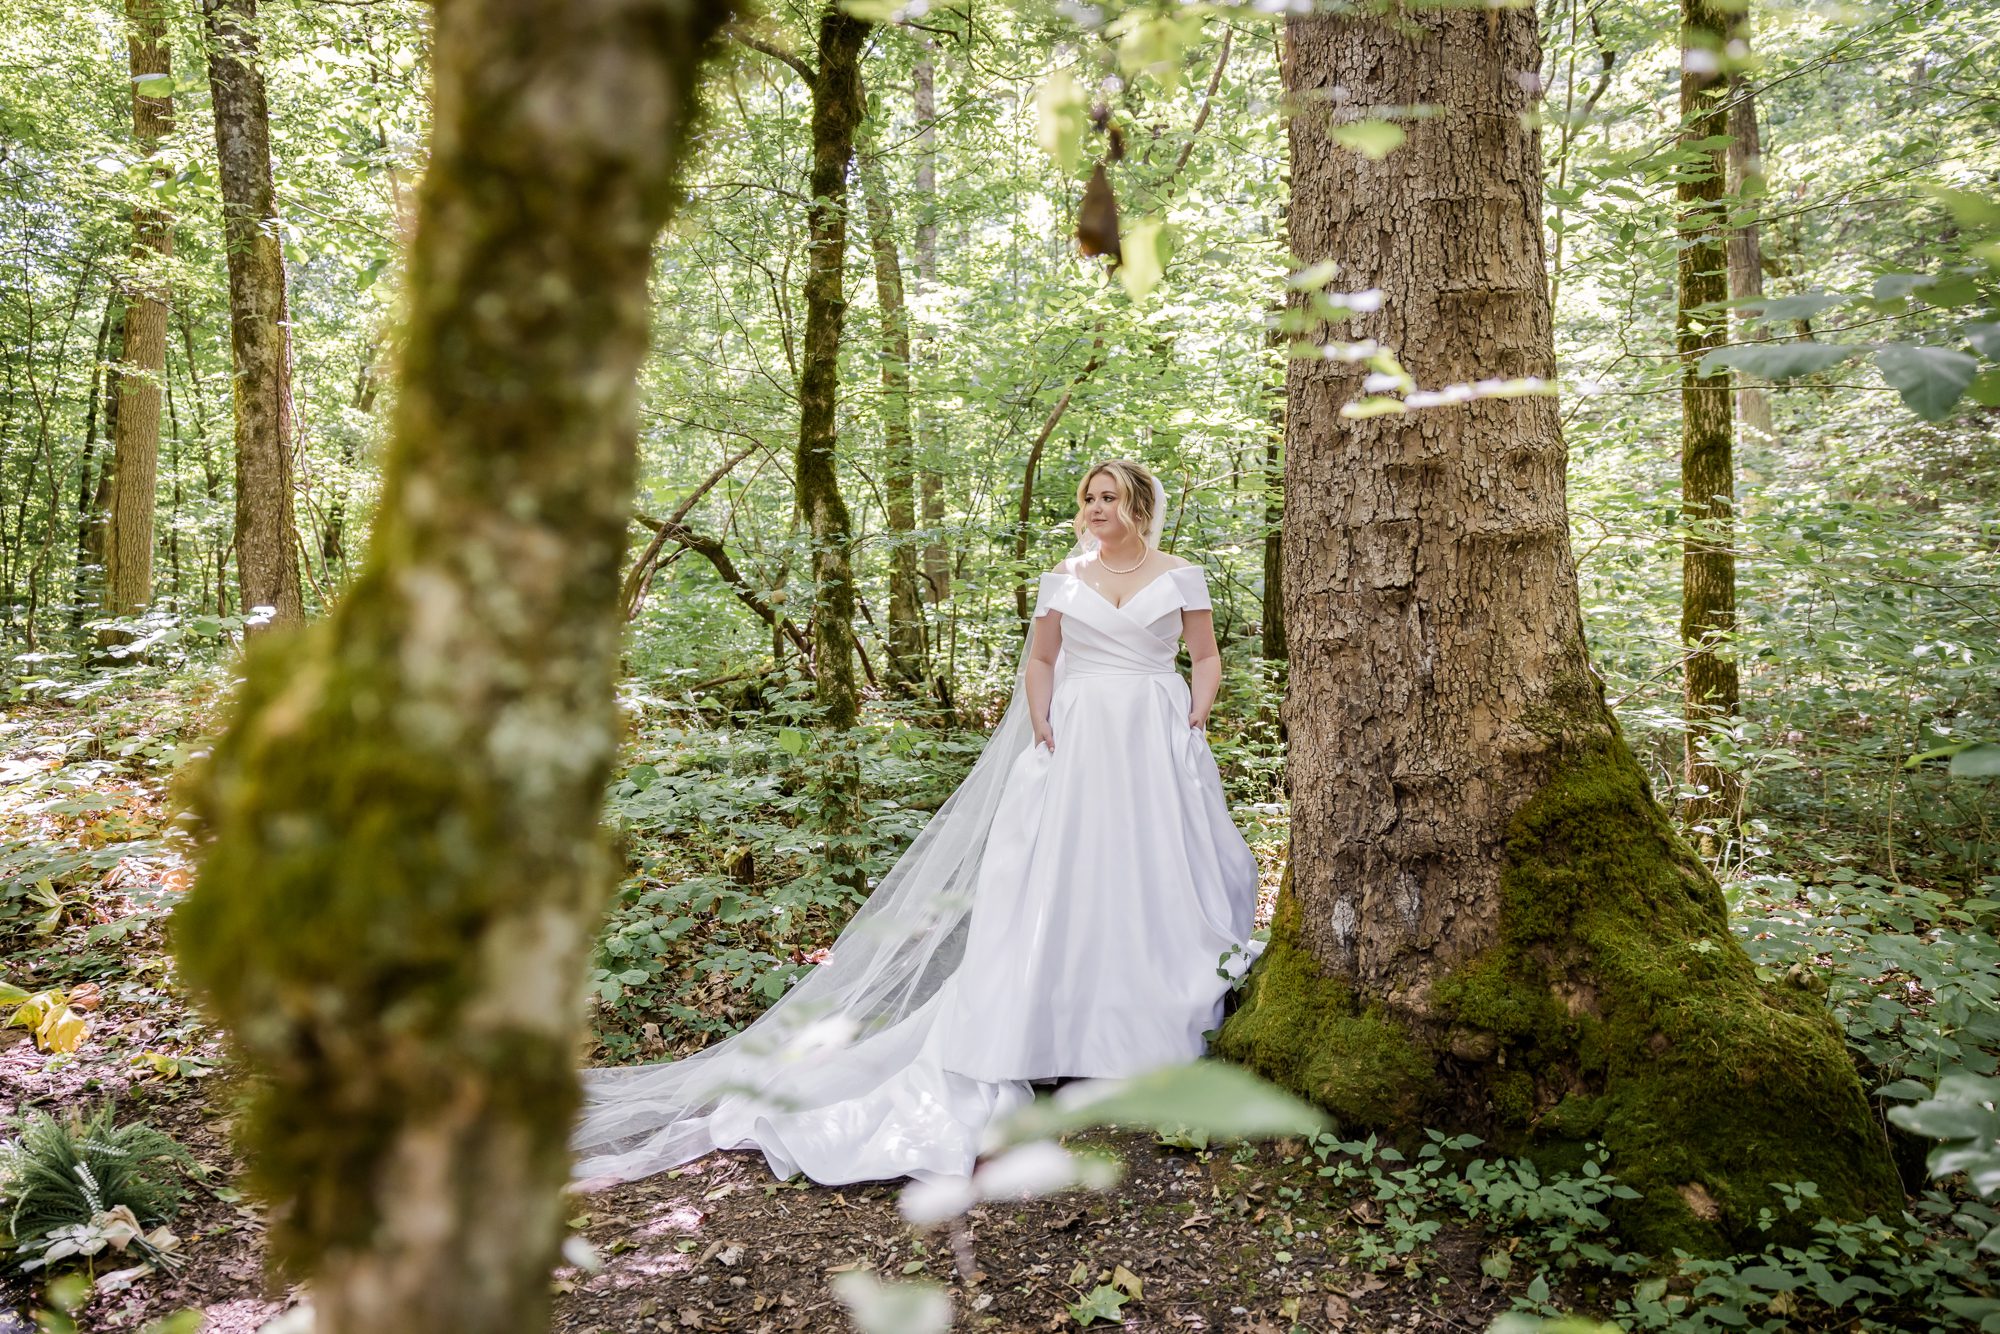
[[1216, 735, 1902, 1255]]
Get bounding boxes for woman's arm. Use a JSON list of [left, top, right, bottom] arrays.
[[1183, 608, 1220, 730], [1027, 611, 1063, 751]]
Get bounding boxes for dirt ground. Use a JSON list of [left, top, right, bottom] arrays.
[[0, 1028, 1521, 1333]]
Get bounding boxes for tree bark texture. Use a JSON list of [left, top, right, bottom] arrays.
[[1213, 7, 1896, 1254], [1726, 52, 1772, 447], [173, 4, 733, 1331], [913, 47, 948, 604], [106, 0, 174, 619], [859, 156, 927, 692], [1680, 0, 1744, 824], [206, 0, 306, 627], [74, 296, 117, 615], [796, 5, 867, 731]]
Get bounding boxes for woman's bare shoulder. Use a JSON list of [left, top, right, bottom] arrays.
[[1157, 552, 1194, 570]]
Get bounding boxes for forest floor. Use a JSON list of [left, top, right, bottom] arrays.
[[0, 695, 1543, 1334], [0, 968, 1526, 1334]]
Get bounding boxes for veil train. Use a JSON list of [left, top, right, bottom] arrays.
[[568, 478, 1174, 1189]]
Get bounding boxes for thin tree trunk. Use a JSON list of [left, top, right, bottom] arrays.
[[74, 295, 116, 621], [913, 45, 948, 605], [1726, 32, 1771, 448], [796, 5, 869, 731], [105, 0, 175, 622], [1679, 0, 1744, 827], [1011, 337, 1103, 621], [83, 303, 125, 605], [1215, 4, 1896, 1255], [206, 0, 305, 627], [322, 334, 383, 570], [858, 153, 926, 692], [173, 4, 734, 1331]]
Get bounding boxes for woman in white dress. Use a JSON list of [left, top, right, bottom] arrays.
[[569, 460, 1263, 1192]]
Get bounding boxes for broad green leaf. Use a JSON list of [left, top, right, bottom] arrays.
[[1067, 1284, 1128, 1326], [1876, 343, 1978, 420], [1036, 70, 1088, 175], [777, 727, 808, 755], [1926, 186, 2000, 230], [838, 0, 900, 19], [1968, 368, 2000, 407], [1698, 342, 1864, 379], [1965, 322, 2000, 358], [1950, 742, 2000, 778], [1118, 217, 1168, 301], [1753, 292, 1850, 321], [132, 73, 173, 98], [1334, 120, 1405, 160], [991, 1059, 1328, 1149]]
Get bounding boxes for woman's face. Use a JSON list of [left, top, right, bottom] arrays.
[[1082, 471, 1129, 543]]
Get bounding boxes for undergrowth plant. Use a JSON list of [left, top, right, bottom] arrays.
[[0, 1101, 194, 1272]]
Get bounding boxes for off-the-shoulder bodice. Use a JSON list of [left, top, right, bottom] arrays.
[[1030, 564, 1211, 677]]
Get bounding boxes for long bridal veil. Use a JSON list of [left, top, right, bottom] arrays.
[[567, 479, 1172, 1189]]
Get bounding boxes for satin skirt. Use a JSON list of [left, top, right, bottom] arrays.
[[698, 667, 1262, 1185]]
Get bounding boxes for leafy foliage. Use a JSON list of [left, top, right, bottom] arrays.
[[0, 1101, 193, 1272]]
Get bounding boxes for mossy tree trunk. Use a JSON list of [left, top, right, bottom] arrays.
[[105, 0, 174, 621], [796, 5, 867, 733], [1215, 7, 1898, 1254], [205, 0, 305, 628], [1679, 0, 1744, 828], [172, 3, 733, 1331]]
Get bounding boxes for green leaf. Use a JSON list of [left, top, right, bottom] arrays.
[[1118, 217, 1169, 302], [1067, 1284, 1128, 1326], [132, 73, 174, 99], [991, 1060, 1329, 1149], [1334, 120, 1405, 160], [1752, 292, 1850, 321], [1876, 343, 1979, 420], [1698, 341, 1865, 379], [1969, 369, 2000, 407], [1965, 322, 2000, 359], [1036, 70, 1088, 175], [777, 727, 808, 756], [837, 0, 899, 19], [1950, 742, 2000, 779]]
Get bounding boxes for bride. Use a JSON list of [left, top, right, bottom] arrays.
[[569, 459, 1265, 1191]]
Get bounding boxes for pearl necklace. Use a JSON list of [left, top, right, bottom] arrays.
[[1097, 545, 1150, 575]]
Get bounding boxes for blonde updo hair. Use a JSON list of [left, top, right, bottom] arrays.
[[1072, 459, 1160, 549]]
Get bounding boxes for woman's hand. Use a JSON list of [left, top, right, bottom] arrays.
[[1033, 719, 1056, 753], [1188, 709, 1209, 732]]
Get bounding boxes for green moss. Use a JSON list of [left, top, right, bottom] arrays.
[[1214, 872, 1435, 1127], [1218, 735, 1903, 1256], [170, 589, 603, 1270]]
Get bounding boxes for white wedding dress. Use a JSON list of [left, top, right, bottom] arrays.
[[569, 561, 1263, 1191]]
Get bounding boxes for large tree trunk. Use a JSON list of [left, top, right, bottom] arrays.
[[859, 153, 927, 693], [1678, 0, 1744, 827], [796, 5, 867, 732], [1214, 8, 1896, 1255], [105, 0, 175, 621], [172, 3, 734, 1330], [206, 0, 306, 627]]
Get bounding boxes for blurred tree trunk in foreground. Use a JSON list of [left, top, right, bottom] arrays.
[[174, 2, 733, 1331]]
